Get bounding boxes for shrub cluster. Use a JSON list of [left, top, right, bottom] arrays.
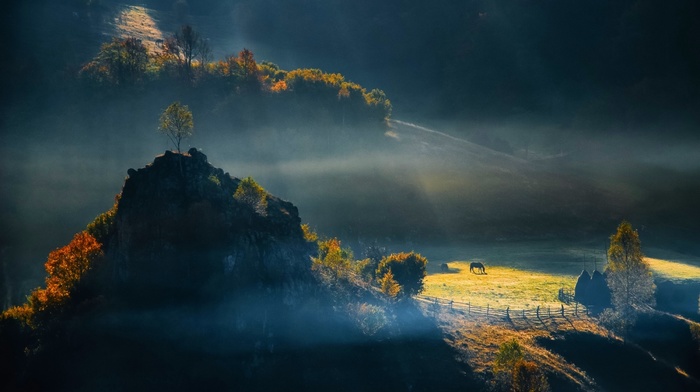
[[492, 339, 550, 392], [234, 177, 268, 216], [375, 252, 428, 298]]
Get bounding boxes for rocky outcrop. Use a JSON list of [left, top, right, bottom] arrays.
[[105, 149, 314, 301]]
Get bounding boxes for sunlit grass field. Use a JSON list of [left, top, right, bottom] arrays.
[[646, 258, 700, 282], [423, 261, 576, 309], [420, 243, 700, 311]]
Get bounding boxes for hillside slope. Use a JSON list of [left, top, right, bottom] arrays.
[[0, 150, 480, 392]]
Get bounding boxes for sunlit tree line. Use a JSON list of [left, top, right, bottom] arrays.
[[2, 232, 103, 330], [80, 25, 392, 122], [308, 232, 426, 300]]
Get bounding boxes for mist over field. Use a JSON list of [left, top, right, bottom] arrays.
[[3, 2, 700, 391], [2, 0, 700, 307]]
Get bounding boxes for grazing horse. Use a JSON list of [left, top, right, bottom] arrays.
[[470, 262, 486, 274], [440, 263, 449, 272]]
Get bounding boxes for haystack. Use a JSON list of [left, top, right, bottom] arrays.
[[574, 270, 591, 303]]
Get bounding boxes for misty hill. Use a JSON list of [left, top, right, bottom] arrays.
[[0, 150, 478, 392]]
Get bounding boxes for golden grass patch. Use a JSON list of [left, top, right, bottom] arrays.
[[423, 262, 576, 309], [427, 304, 602, 390], [113, 5, 164, 53], [646, 258, 700, 282]]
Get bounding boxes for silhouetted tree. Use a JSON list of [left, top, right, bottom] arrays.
[[165, 25, 210, 80], [606, 221, 655, 339], [158, 102, 194, 152]]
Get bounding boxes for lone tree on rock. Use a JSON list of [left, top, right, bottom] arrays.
[[605, 220, 655, 339], [158, 102, 193, 153]]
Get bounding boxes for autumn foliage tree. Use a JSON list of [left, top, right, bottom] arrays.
[[379, 270, 401, 298], [80, 37, 149, 86], [234, 177, 268, 216], [158, 101, 194, 152], [376, 252, 427, 298], [493, 339, 525, 374], [3, 232, 105, 327], [79, 40, 392, 124], [215, 48, 263, 92], [605, 220, 656, 338], [283, 68, 392, 122], [237, 48, 261, 91], [312, 238, 353, 277], [492, 339, 549, 392]]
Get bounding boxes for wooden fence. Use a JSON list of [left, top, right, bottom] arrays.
[[558, 287, 575, 304], [415, 295, 592, 321]]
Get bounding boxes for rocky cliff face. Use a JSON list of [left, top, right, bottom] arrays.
[[105, 149, 313, 301]]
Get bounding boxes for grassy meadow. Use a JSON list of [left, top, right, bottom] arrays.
[[423, 261, 575, 309], [419, 243, 700, 311], [646, 258, 700, 282]]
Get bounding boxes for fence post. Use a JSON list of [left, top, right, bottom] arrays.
[[561, 304, 564, 317], [536, 305, 540, 318], [450, 300, 453, 311], [506, 306, 510, 320]]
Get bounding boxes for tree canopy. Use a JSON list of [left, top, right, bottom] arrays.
[[605, 221, 655, 337], [376, 252, 427, 297], [79, 29, 392, 125], [80, 37, 149, 86], [158, 101, 194, 152]]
